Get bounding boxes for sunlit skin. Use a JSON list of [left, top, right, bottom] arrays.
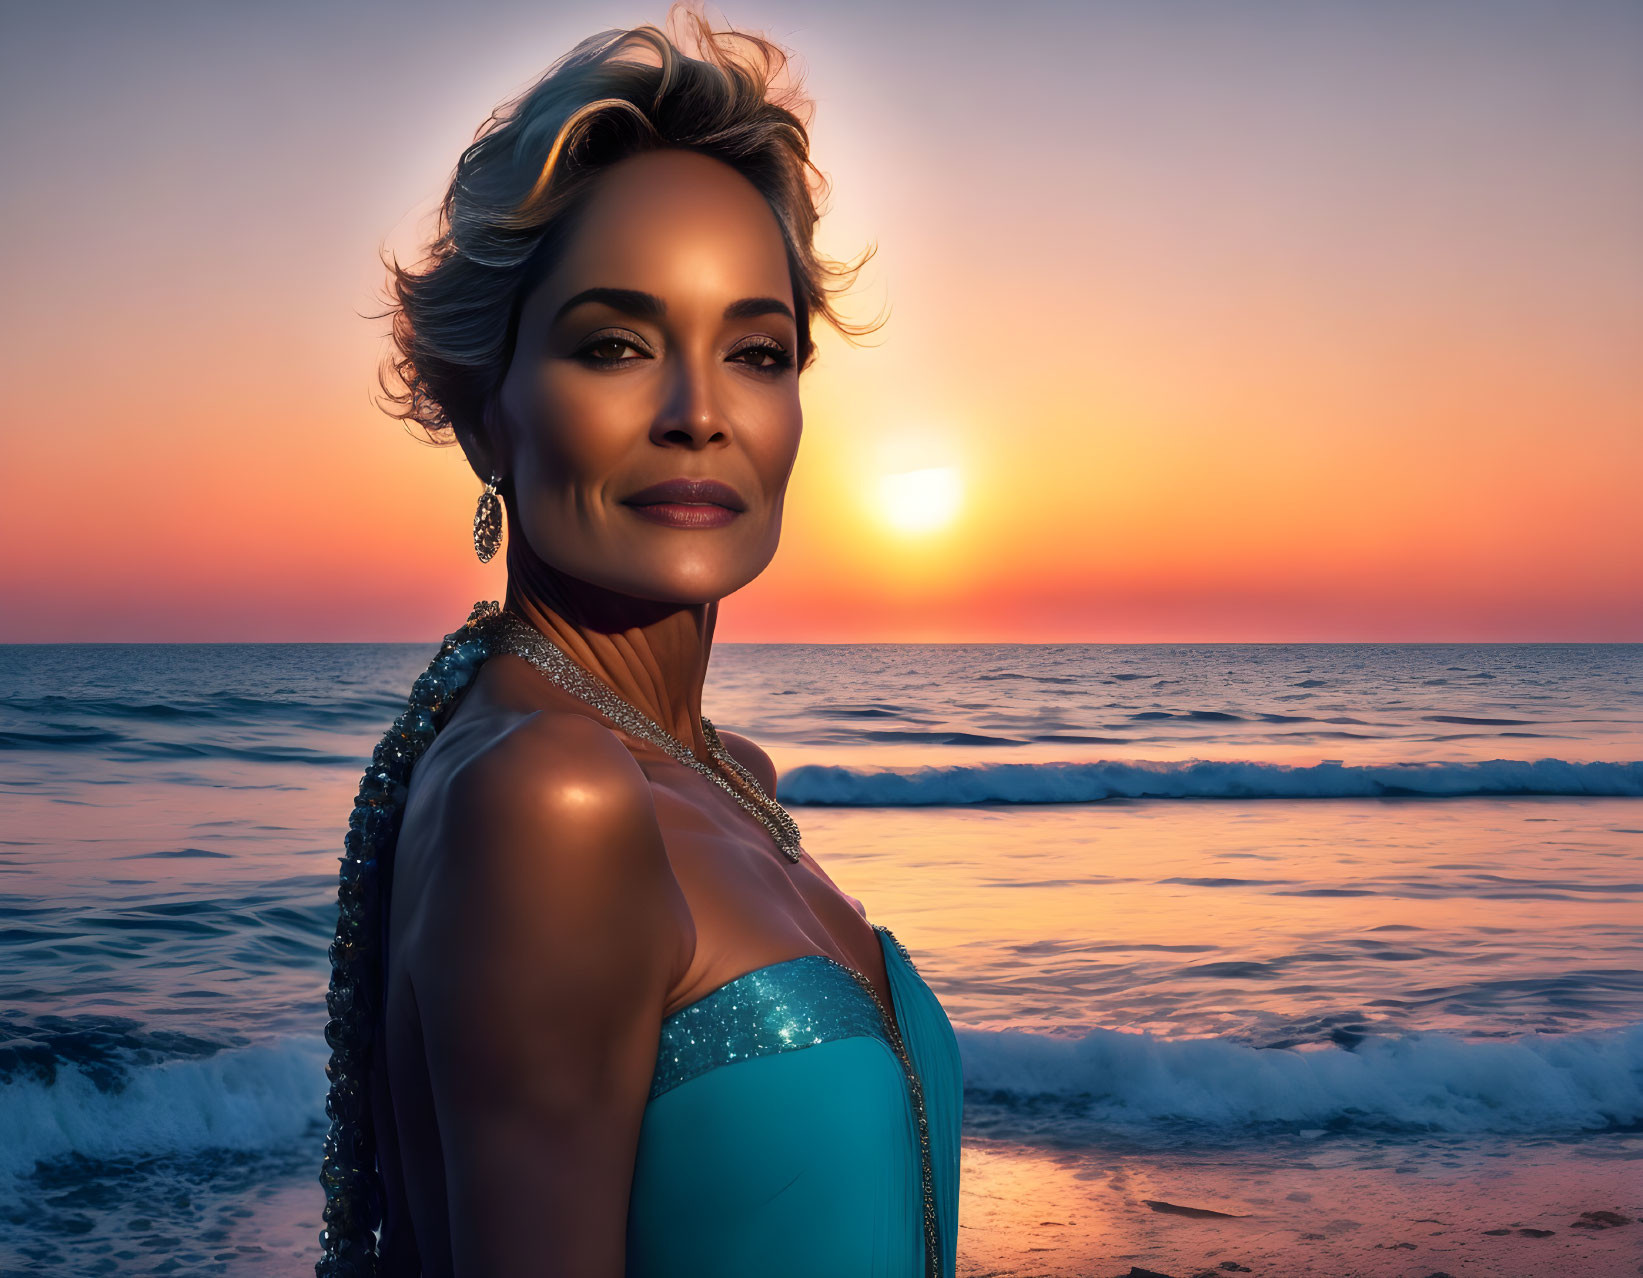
[[370, 148, 902, 1276]]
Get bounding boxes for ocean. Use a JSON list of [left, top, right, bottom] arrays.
[[3, 636, 1640, 1275]]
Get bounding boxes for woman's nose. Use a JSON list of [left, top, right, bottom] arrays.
[[651, 351, 728, 447]]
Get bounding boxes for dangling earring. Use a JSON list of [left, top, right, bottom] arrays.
[[473, 472, 504, 563]]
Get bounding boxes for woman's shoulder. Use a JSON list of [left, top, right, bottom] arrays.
[[428, 704, 661, 868], [708, 726, 779, 798], [394, 699, 689, 991], [473, 711, 657, 830], [395, 660, 676, 923], [415, 653, 649, 813]]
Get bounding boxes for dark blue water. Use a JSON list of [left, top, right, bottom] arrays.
[[2, 639, 1640, 1273]]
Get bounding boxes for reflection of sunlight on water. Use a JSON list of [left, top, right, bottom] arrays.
[[955, 1133, 1643, 1277], [808, 799, 1643, 1041]]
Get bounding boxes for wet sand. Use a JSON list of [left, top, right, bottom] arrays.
[[955, 1134, 1643, 1277]]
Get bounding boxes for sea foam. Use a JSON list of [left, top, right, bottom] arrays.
[[957, 1018, 1643, 1136], [779, 756, 1643, 805], [6, 1017, 1641, 1178], [0, 1033, 328, 1178]]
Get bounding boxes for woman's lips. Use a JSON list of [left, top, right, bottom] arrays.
[[623, 501, 741, 529]]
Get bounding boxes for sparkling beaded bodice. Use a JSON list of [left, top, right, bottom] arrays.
[[651, 950, 894, 1100], [638, 922, 949, 1278]]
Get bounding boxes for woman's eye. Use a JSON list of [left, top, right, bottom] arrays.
[[574, 336, 647, 367], [733, 341, 794, 372], [575, 336, 644, 366], [574, 336, 793, 371]]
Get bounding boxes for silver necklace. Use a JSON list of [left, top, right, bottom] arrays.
[[486, 609, 805, 862]]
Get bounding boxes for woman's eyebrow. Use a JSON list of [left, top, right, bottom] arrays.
[[553, 286, 794, 325]]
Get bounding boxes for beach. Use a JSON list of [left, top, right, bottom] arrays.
[[2, 638, 1639, 1274]]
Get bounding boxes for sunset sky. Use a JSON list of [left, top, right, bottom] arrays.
[[2, 0, 1639, 642]]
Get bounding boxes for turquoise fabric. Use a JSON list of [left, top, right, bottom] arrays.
[[625, 924, 963, 1277]]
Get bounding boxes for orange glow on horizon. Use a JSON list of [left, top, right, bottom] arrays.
[[2, 3, 1638, 642]]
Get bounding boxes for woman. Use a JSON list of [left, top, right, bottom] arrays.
[[317, 10, 963, 1277]]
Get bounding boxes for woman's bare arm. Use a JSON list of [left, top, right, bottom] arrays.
[[404, 710, 685, 1276]]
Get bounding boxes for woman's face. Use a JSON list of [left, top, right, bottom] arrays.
[[488, 147, 804, 606]]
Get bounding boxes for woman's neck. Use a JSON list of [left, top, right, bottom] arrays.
[[502, 544, 716, 760]]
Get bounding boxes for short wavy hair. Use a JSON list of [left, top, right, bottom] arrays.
[[369, 2, 885, 468]]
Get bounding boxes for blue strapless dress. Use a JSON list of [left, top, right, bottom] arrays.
[[625, 923, 963, 1278]]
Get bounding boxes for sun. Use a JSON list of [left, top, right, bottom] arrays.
[[877, 466, 962, 535]]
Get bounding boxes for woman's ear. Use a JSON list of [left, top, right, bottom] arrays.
[[458, 395, 507, 485]]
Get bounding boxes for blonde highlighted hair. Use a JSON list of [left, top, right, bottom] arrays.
[[370, 2, 885, 461]]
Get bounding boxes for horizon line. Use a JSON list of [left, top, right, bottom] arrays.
[[4, 638, 1640, 647]]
